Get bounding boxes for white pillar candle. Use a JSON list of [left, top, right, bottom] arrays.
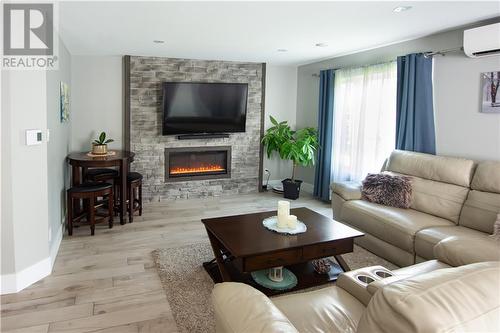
[[277, 200, 290, 228], [287, 215, 298, 229]]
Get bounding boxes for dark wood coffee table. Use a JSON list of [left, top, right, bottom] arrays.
[[202, 207, 364, 295]]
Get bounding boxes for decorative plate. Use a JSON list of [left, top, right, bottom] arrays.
[[262, 216, 307, 235], [86, 150, 117, 157], [251, 268, 298, 291]]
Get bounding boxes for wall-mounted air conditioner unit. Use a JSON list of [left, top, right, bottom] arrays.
[[463, 22, 500, 58]]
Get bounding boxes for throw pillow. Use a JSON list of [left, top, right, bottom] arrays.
[[361, 173, 412, 209], [491, 214, 500, 241]]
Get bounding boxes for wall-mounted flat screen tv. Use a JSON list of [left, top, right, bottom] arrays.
[[162, 82, 248, 135]]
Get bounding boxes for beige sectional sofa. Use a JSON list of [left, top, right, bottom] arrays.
[[212, 243, 500, 333], [331, 150, 500, 267]]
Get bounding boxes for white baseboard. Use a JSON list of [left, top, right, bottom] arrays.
[[1, 257, 52, 295], [49, 224, 63, 269], [1, 224, 62, 295]]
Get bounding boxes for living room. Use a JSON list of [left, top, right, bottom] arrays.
[[1, 1, 499, 332]]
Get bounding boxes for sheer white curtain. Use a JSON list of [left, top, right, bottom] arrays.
[[331, 61, 397, 182]]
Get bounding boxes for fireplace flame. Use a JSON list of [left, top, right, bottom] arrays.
[[170, 164, 226, 175]]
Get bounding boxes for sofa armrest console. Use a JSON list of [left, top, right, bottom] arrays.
[[337, 265, 394, 306]]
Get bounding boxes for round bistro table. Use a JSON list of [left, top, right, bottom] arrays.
[[67, 150, 135, 224]]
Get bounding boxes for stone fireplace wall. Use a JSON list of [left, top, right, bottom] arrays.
[[128, 56, 263, 201]]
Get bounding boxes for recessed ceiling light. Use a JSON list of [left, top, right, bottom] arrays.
[[277, 48, 288, 52], [153, 40, 165, 44], [315, 43, 328, 47], [393, 6, 412, 13]]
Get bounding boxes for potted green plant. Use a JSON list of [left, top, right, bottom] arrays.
[[92, 131, 114, 155], [262, 116, 319, 199]]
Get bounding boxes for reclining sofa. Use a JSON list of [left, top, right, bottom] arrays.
[[212, 237, 500, 333], [331, 150, 500, 266]]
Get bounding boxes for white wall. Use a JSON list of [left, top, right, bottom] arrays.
[[263, 65, 298, 185], [1, 69, 51, 292], [46, 40, 72, 265], [71, 56, 123, 151], [296, 19, 500, 185], [434, 54, 500, 160], [1, 38, 72, 294]]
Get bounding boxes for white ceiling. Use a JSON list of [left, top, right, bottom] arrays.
[[59, 1, 500, 65]]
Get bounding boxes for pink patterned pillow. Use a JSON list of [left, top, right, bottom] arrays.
[[361, 173, 412, 209]]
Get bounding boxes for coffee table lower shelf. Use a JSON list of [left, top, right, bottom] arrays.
[[203, 258, 343, 296]]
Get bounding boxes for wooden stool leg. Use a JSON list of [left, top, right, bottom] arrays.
[[138, 182, 142, 216], [67, 192, 73, 236], [90, 195, 96, 236], [114, 183, 119, 216], [128, 185, 134, 223], [85, 198, 91, 224], [108, 191, 114, 228]]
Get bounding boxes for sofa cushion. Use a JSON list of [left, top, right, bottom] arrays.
[[357, 262, 500, 333], [434, 237, 500, 266], [459, 190, 500, 234], [385, 150, 475, 187], [471, 161, 500, 194], [272, 286, 364, 333], [331, 181, 362, 201], [387, 171, 469, 223], [340, 200, 454, 253], [212, 282, 299, 333], [415, 226, 488, 260]]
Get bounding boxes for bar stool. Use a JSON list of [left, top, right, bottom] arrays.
[[113, 172, 143, 223], [85, 168, 120, 210], [85, 168, 119, 182], [127, 172, 143, 223], [67, 182, 114, 236]]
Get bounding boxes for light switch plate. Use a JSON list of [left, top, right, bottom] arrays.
[[26, 129, 43, 145]]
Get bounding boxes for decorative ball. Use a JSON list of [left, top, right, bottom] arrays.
[[312, 259, 331, 274]]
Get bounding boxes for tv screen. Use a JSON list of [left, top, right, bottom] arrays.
[[162, 82, 248, 135]]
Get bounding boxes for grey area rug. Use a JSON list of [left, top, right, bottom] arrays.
[[152, 242, 398, 333]]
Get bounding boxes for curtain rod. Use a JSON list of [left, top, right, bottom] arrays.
[[311, 47, 464, 77], [423, 46, 464, 58], [311, 59, 395, 77]]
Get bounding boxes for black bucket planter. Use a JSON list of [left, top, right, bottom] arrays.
[[282, 178, 303, 200]]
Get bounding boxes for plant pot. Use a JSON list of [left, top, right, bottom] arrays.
[[92, 144, 108, 155], [282, 178, 302, 200]]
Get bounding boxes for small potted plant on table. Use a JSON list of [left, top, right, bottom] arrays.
[[262, 116, 318, 199], [92, 131, 114, 155]]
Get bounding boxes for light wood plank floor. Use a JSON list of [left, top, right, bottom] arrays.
[[1, 191, 331, 333]]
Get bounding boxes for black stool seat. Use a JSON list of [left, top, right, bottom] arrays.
[[86, 168, 119, 180], [127, 172, 143, 182], [68, 182, 113, 193]]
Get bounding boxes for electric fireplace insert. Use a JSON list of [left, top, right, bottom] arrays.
[[164, 146, 231, 182]]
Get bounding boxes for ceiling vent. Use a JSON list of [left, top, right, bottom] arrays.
[[464, 22, 500, 58]]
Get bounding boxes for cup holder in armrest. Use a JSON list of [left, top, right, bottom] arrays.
[[374, 270, 393, 278], [356, 275, 375, 284]]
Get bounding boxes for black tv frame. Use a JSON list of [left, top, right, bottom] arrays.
[[161, 81, 248, 136]]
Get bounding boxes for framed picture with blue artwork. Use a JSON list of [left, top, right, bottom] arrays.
[[60, 82, 70, 122]]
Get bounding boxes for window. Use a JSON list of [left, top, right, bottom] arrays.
[[331, 61, 397, 182]]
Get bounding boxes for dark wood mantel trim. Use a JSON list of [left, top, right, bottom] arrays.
[[123, 55, 131, 151], [258, 63, 266, 192]]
